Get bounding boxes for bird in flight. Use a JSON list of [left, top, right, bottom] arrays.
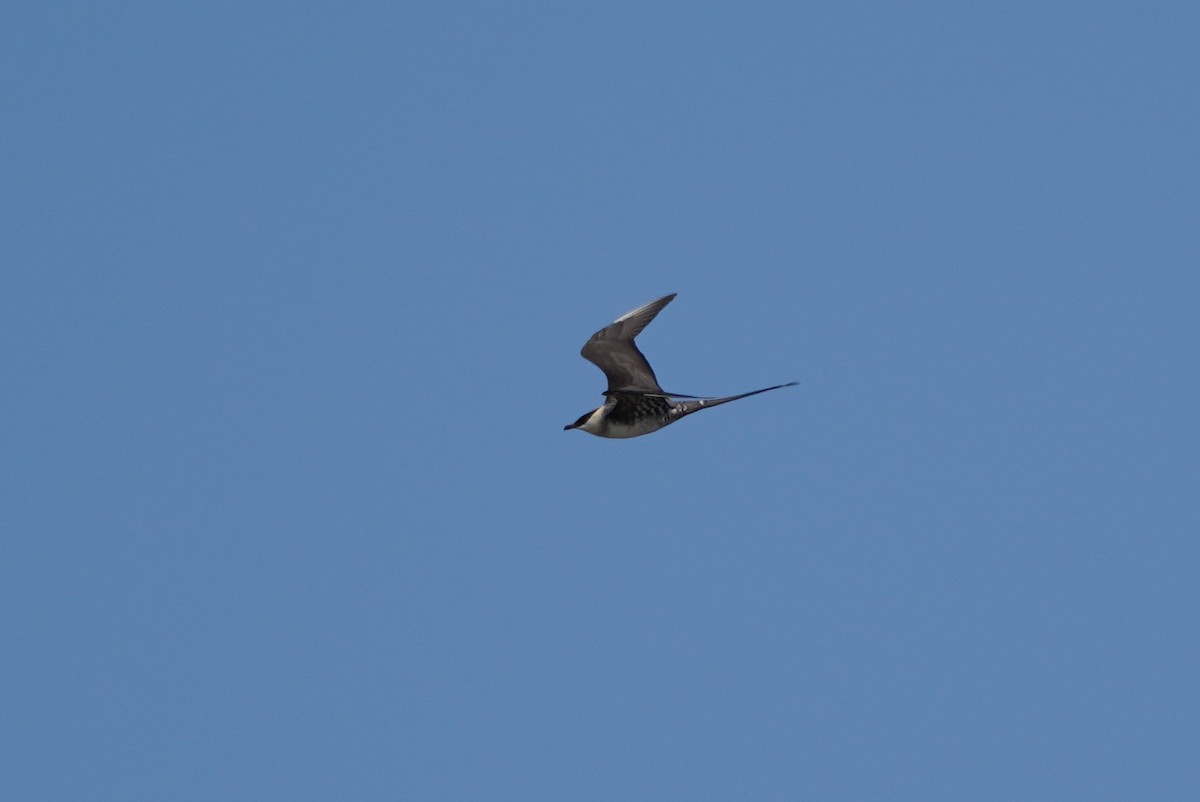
[[564, 293, 797, 438]]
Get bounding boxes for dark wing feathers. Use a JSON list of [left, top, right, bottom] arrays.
[[580, 293, 676, 392]]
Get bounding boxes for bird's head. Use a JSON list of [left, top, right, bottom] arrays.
[[564, 407, 601, 433]]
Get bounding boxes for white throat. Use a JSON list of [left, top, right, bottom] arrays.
[[576, 405, 608, 434]]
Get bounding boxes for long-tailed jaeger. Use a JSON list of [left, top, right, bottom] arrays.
[[564, 293, 797, 438]]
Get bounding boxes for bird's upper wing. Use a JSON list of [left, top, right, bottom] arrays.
[[580, 293, 676, 393]]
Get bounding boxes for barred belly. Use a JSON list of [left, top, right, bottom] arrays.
[[602, 394, 674, 437]]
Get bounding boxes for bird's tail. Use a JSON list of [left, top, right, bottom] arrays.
[[673, 382, 798, 417]]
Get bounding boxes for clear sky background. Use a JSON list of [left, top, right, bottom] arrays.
[[4, 3, 1198, 799]]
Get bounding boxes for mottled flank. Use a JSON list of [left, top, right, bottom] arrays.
[[607, 394, 673, 428]]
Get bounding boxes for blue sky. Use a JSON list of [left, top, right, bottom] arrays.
[[4, 2, 1198, 799]]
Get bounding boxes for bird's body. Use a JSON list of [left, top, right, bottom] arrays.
[[564, 293, 796, 438]]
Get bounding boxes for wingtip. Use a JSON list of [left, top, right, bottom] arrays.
[[611, 293, 678, 325]]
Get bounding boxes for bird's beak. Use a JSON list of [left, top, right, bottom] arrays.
[[563, 423, 577, 431]]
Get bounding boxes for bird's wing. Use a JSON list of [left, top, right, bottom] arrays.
[[580, 293, 676, 393]]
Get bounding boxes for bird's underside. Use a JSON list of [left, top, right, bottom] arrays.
[[564, 293, 796, 439]]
